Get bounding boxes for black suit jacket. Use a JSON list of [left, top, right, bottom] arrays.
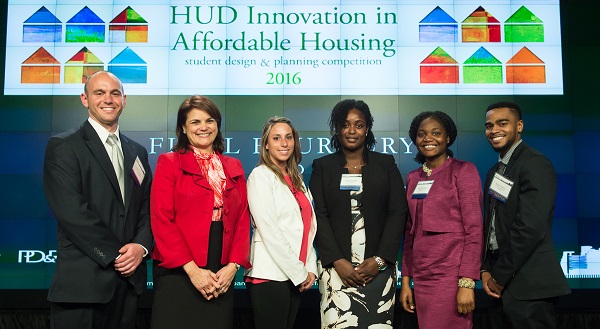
[[43, 120, 152, 303], [309, 151, 408, 267], [482, 142, 570, 300]]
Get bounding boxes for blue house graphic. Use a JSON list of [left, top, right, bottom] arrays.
[[66, 6, 105, 43], [419, 6, 457, 42], [108, 47, 147, 83], [23, 6, 62, 42]]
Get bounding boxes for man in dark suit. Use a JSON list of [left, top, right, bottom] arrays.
[[480, 101, 570, 329], [43, 71, 152, 329]]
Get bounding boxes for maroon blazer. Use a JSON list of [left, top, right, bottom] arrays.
[[151, 150, 251, 269], [402, 158, 483, 280]]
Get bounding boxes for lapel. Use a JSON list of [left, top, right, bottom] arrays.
[[80, 121, 123, 208], [331, 151, 352, 209], [178, 151, 243, 191], [120, 133, 137, 213], [219, 153, 244, 192], [502, 141, 526, 180], [179, 151, 210, 189], [483, 142, 526, 224]]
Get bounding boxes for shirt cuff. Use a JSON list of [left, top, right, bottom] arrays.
[[137, 243, 149, 257]]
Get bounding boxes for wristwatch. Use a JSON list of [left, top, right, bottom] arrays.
[[373, 256, 387, 271]]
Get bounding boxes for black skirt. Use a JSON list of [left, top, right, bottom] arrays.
[[151, 221, 233, 329]]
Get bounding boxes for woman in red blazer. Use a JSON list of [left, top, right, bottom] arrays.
[[150, 95, 251, 329]]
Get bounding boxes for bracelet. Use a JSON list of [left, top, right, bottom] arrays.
[[458, 278, 475, 289], [373, 256, 387, 271]]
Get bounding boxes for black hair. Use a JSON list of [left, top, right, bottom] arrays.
[[486, 101, 522, 120], [408, 111, 457, 164], [328, 99, 376, 152]]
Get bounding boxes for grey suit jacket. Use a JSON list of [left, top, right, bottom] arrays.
[[44, 120, 152, 303], [482, 141, 570, 300]]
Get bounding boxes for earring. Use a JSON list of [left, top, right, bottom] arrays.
[[183, 131, 186, 134]]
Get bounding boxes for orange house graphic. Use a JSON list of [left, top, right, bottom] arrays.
[[462, 6, 500, 42], [506, 47, 545, 83], [420, 47, 459, 83], [21, 47, 60, 84]]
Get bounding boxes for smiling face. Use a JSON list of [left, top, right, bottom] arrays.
[[266, 122, 294, 172], [339, 108, 368, 152], [183, 108, 218, 153], [485, 107, 523, 156], [416, 117, 449, 162], [81, 72, 126, 133]]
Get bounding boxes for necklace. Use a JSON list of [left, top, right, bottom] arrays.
[[422, 163, 432, 177], [347, 162, 363, 169], [422, 156, 449, 177]]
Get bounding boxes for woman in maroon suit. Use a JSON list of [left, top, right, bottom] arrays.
[[400, 111, 483, 329], [150, 96, 251, 329]]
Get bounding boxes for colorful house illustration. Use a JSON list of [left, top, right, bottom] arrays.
[[419, 6, 458, 42], [108, 47, 147, 83], [21, 47, 60, 84], [64, 47, 104, 84], [506, 47, 545, 83], [463, 47, 502, 83], [110, 6, 148, 43], [23, 6, 62, 42], [505, 6, 544, 42], [420, 47, 459, 83], [462, 6, 500, 42], [66, 6, 105, 43]]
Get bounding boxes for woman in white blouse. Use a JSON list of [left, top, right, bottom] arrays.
[[245, 116, 318, 329]]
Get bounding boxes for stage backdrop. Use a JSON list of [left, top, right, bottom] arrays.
[[1, 0, 599, 293]]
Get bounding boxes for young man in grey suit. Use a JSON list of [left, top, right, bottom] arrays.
[[43, 71, 152, 329], [480, 101, 570, 329]]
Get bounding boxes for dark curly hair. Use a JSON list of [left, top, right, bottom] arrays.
[[408, 111, 457, 164], [328, 99, 376, 152]]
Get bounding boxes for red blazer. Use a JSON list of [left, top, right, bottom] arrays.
[[151, 150, 251, 269]]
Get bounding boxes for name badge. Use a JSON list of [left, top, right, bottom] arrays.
[[340, 174, 362, 191], [412, 180, 434, 199], [488, 172, 513, 203], [132, 156, 146, 186]]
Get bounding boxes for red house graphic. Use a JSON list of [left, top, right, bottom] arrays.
[[420, 47, 459, 84], [462, 6, 501, 42]]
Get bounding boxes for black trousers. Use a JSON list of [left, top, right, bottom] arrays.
[[246, 280, 302, 329], [486, 250, 557, 329], [50, 277, 137, 329]]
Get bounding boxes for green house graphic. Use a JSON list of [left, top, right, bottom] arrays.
[[463, 47, 502, 83], [504, 6, 544, 42]]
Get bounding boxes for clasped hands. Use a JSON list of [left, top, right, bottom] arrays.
[[184, 261, 238, 300], [333, 258, 379, 288], [114, 243, 145, 277]]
